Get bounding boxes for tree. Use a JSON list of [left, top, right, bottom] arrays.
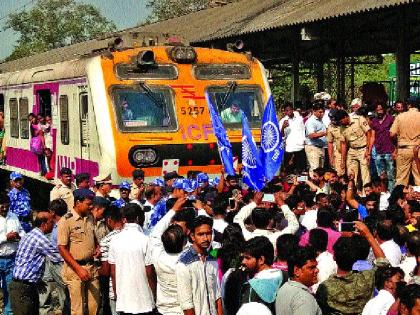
[[147, 0, 210, 21], [147, 0, 236, 22], [5, 0, 116, 61]]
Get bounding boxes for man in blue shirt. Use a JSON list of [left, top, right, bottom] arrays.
[[9, 211, 61, 315], [305, 102, 327, 176], [8, 172, 32, 232]]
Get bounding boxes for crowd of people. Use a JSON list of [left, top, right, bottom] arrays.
[[0, 96, 420, 315]]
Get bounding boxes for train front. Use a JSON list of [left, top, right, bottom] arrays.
[[91, 45, 270, 181]]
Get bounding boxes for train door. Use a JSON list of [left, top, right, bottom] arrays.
[[79, 91, 90, 162]]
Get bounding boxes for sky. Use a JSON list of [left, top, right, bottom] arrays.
[[0, 0, 151, 60]]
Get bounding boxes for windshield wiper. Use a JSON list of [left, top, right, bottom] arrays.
[[139, 82, 164, 109], [220, 81, 237, 110]]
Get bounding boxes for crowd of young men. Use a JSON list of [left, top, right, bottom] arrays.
[[0, 96, 420, 315]]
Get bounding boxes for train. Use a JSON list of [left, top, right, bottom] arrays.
[[0, 33, 271, 185]]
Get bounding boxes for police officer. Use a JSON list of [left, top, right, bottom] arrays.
[[338, 110, 373, 187], [390, 98, 420, 186], [8, 172, 32, 232], [327, 110, 346, 176], [50, 167, 76, 211], [57, 189, 99, 315]]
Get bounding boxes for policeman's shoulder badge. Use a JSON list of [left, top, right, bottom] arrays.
[[64, 213, 73, 219]]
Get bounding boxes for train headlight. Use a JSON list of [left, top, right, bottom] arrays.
[[167, 46, 197, 64], [130, 148, 158, 166]]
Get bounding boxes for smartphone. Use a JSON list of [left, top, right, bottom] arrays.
[[187, 195, 196, 201], [338, 222, 355, 232], [262, 194, 275, 203], [229, 198, 235, 208], [297, 175, 308, 182]]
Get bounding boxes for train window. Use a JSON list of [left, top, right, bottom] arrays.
[[9, 98, 19, 138], [19, 98, 29, 139], [37, 89, 52, 117], [194, 64, 251, 80], [79, 93, 89, 146], [59, 95, 69, 145], [0, 94, 4, 112], [111, 85, 177, 133], [115, 64, 178, 80], [206, 85, 263, 128]]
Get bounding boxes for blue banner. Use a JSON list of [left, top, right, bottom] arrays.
[[241, 113, 265, 191], [260, 96, 284, 181], [205, 93, 235, 176]]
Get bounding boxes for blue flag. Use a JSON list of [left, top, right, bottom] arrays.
[[205, 93, 235, 176], [260, 96, 284, 181], [241, 113, 265, 191]]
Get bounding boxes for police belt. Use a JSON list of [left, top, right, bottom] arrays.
[[349, 145, 366, 150], [76, 259, 94, 266], [398, 144, 416, 149], [13, 278, 37, 286]]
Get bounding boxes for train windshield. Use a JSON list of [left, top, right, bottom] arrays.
[[112, 85, 177, 132], [206, 85, 263, 128]]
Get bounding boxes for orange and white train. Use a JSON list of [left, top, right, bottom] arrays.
[[0, 35, 271, 183]]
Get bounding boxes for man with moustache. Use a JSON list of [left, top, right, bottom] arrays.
[[371, 102, 395, 191], [275, 246, 321, 315]]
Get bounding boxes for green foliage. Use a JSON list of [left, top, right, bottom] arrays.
[[5, 0, 116, 61], [146, 0, 210, 22], [270, 55, 398, 107]]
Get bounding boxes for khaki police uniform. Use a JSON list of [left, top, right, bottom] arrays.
[[327, 124, 345, 176], [342, 115, 371, 186], [50, 181, 76, 211], [57, 211, 99, 315], [390, 107, 420, 186]]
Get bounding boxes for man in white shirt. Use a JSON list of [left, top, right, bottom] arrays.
[[376, 220, 402, 267], [233, 192, 298, 248], [142, 185, 163, 234], [108, 203, 156, 315], [0, 191, 25, 315], [149, 198, 188, 315], [362, 266, 404, 315], [398, 231, 419, 283], [176, 216, 223, 315], [279, 103, 306, 174], [308, 229, 337, 292]]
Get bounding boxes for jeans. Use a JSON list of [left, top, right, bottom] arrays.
[[0, 255, 15, 315], [375, 153, 395, 191]]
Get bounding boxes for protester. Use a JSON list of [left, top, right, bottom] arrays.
[[275, 246, 322, 315], [8, 171, 32, 232], [108, 203, 156, 315], [9, 212, 61, 315], [176, 216, 222, 315], [0, 191, 25, 315]]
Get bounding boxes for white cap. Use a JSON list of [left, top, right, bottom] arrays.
[[237, 303, 272, 315]]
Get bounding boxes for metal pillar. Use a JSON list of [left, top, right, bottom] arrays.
[[396, 7, 410, 101], [291, 55, 300, 105], [316, 62, 324, 92], [350, 58, 355, 100], [336, 57, 346, 103]]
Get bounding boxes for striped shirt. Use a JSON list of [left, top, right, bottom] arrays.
[[100, 229, 122, 300], [13, 227, 61, 283]]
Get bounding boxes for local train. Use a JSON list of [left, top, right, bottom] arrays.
[[0, 34, 270, 183]]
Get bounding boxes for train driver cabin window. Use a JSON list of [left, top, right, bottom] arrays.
[[60, 95, 69, 145], [10, 98, 19, 138], [19, 98, 29, 139], [80, 93, 89, 146]]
